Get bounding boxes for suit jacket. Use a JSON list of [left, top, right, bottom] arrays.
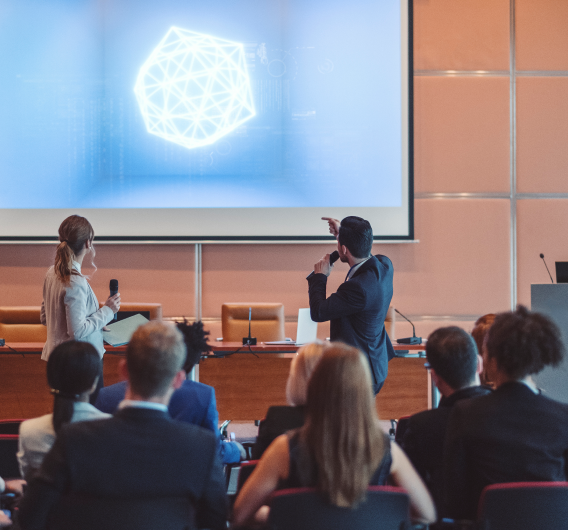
[[308, 254, 394, 394], [95, 380, 241, 464], [251, 405, 305, 459], [19, 407, 227, 530], [41, 264, 113, 360], [444, 382, 568, 520], [401, 385, 492, 513], [17, 402, 110, 481]]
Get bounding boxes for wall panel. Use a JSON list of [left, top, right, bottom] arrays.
[[414, 76, 510, 193]]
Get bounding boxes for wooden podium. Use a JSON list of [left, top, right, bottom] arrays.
[[531, 284, 568, 404]]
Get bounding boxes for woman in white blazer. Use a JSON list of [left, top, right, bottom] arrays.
[[41, 215, 120, 399], [18, 341, 111, 481]]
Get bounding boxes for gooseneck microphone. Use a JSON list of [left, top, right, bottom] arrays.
[[395, 308, 422, 345], [109, 279, 119, 321], [243, 306, 257, 346], [306, 250, 340, 280], [539, 253, 554, 284]]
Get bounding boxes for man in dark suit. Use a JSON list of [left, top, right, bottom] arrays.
[[95, 320, 244, 464], [400, 326, 491, 512], [444, 306, 568, 521], [308, 216, 394, 394], [19, 321, 227, 530]]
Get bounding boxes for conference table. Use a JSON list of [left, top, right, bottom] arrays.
[[0, 342, 429, 421]]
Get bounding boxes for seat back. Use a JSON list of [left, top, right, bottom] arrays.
[[269, 486, 410, 530], [236, 460, 259, 495], [0, 435, 21, 479], [0, 307, 46, 342], [478, 482, 568, 530], [222, 304, 285, 342], [394, 416, 411, 444], [47, 493, 194, 530], [0, 420, 25, 435], [98, 302, 162, 321]]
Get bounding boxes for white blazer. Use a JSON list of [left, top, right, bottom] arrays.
[[41, 263, 113, 360]]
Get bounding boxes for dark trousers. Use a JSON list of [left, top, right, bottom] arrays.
[[89, 358, 104, 405]]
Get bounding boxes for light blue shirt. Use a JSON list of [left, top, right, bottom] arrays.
[[118, 400, 168, 413]]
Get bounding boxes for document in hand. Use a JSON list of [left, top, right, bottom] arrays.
[[103, 314, 150, 346]]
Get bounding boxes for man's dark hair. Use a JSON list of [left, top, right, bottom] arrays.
[[426, 326, 478, 390], [486, 305, 564, 379], [338, 216, 373, 259], [176, 319, 211, 372]]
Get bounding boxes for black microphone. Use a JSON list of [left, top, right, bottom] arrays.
[[395, 308, 422, 345], [306, 250, 340, 280], [109, 279, 119, 321], [243, 306, 257, 345], [539, 253, 554, 284]]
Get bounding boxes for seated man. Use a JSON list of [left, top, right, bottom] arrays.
[[400, 326, 491, 512], [95, 320, 244, 463], [19, 321, 227, 530], [444, 306, 568, 520]]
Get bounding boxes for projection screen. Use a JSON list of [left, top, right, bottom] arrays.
[[0, 0, 413, 241]]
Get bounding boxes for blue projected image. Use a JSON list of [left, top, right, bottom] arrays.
[[0, 0, 403, 210]]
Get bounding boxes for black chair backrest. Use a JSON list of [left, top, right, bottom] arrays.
[[394, 416, 411, 444], [0, 420, 24, 435], [236, 460, 259, 494], [269, 486, 410, 530], [0, 436, 20, 479], [478, 482, 568, 530], [47, 493, 195, 530]]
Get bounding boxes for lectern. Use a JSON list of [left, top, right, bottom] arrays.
[[531, 284, 568, 404]]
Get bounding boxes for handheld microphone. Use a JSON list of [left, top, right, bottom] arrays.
[[306, 250, 340, 280], [539, 253, 554, 284], [243, 307, 257, 345], [109, 279, 119, 321], [395, 308, 422, 345]]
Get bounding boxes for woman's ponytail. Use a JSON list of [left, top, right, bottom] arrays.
[[54, 216, 94, 284]]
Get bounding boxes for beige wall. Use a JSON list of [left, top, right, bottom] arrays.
[[1, 0, 567, 341]]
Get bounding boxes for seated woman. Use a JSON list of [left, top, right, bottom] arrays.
[[233, 343, 436, 526], [17, 341, 110, 480], [252, 341, 327, 459], [445, 305, 568, 520]]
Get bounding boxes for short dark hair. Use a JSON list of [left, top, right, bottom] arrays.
[[127, 321, 186, 399], [486, 305, 564, 379], [176, 319, 211, 372], [426, 326, 478, 390], [338, 216, 373, 259], [47, 341, 101, 432]]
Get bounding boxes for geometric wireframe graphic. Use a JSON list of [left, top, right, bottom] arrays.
[[134, 27, 255, 150]]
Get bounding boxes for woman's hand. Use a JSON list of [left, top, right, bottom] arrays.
[[104, 293, 121, 314]]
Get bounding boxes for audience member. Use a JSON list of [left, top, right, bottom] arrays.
[[0, 478, 26, 528], [19, 321, 227, 530], [95, 319, 244, 463], [471, 313, 496, 385], [17, 341, 109, 480], [401, 326, 491, 512], [233, 343, 436, 527], [444, 306, 568, 520], [251, 341, 327, 459]]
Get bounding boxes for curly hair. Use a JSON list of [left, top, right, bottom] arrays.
[[486, 305, 564, 379], [176, 319, 211, 372]]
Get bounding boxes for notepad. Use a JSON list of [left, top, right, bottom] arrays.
[[103, 314, 149, 347]]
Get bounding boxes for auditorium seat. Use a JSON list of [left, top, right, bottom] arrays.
[[269, 486, 410, 530], [0, 420, 25, 435], [478, 482, 568, 530], [0, 435, 21, 479], [221, 303, 285, 342], [0, 307, 46, 342], [98, 302, 162, 321]]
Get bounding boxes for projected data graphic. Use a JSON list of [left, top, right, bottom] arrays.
[[134, 27, 255, 150]]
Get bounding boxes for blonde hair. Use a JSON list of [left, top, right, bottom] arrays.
[[54, 215, 95, 285], [301, 343, 385, 507], [286, 341, 327, 406]]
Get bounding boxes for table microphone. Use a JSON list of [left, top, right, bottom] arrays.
[[109, 279, 119, 321], [395, 308, 422, 345], [306, 250, 340, 280], [539, 253, 554, 284]]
